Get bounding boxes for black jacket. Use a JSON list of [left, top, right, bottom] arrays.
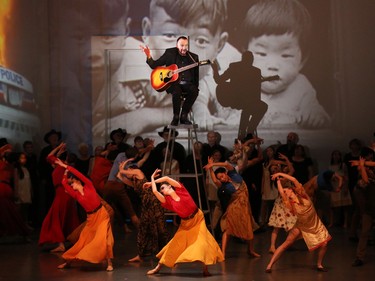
[[147, 47, 199, 91]]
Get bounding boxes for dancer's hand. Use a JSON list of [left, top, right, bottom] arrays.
[[151, 169, 161, 180]]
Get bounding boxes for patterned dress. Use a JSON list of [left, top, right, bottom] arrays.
[[133, 177, 169, 257], [268, 194, 297, 231], [220, 181, 259, 239]]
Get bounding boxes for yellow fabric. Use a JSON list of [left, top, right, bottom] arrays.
[[291, 193, 331, 250], [156, 209, 224, 267], [62, 206, 114, 263], [220, 182, 257, 240]]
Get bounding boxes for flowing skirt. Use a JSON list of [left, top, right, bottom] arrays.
[[38, 186, 80, 245], [295, 199, 331, 251], [220, 182, 258, 240], [156, 209, 223, 267], [62, 206, 114, 263]]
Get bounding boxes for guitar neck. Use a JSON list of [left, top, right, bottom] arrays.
[[174, 62, 199, 74]]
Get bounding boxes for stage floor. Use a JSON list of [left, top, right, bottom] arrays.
[[0, 223, 374, 281]]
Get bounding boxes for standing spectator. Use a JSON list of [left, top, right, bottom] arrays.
[[241, 134, 264, 224], [38, 129, 62, 218], [14, 152, 33, 226], [0, 139, 31, 239], [23, 140, 41, 227], [276, 132, 300, 160], [350, 156, 375, 267], [344, 138, 363, 241], [329, 150, 352, 227], [75, 142, 92, 177], [106, 128, 132, 162], [290, 144, 314, 185], [152, 126, 186, 172], [259, 146, 279, 228], [202, 131, 227, 167], [87, 145, 104, 179]]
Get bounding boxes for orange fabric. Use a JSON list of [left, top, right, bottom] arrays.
[[220, 182, 258, 240], [156, 209, 223, 267], [62, 206, 114, 263]]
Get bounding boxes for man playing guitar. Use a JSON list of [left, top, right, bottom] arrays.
[[140, 36, 199, 126]]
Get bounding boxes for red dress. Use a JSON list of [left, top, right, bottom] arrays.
[[90, 156, 112, 195], [38, 156, 80, 246], [0, 159, 30, 236]]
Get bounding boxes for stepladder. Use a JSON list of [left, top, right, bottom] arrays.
[[161, 122, 212, 228]]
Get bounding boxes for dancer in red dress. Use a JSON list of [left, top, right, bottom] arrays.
[[145, 169, 223, 276], [38, 143, 80, 252], [54, 158, 114, 271]]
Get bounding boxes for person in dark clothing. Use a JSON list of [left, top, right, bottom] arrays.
[[350, 152, 375, 267], [141, 36, 199, 125], [38, 129, 62, 218], [212, 51, 277, 139]]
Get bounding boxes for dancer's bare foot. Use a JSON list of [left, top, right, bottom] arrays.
[[128, 255, 142, 262], [106, 265, 114, 271], [203, 266, 212, 277], [124, 224, 132, 234], [147, 264, 161, 275], [106, 259, 113, 271], [268, 247, 276, 254], [248, 251, 261, 258], [51, 243, 65, 253], [57, 262, 70, 269]]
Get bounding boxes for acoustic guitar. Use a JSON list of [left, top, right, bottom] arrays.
[[150, 60, 211, 92]]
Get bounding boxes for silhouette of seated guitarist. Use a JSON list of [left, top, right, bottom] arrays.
[[212, 51, 279, 139]]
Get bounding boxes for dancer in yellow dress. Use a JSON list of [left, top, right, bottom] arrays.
[[145, 169, 224, 276]]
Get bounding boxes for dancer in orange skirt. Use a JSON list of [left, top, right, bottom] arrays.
[[54, 158, 114, 271], [145, 169, 224, 276]]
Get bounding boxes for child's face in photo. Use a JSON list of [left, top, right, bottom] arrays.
[[248, 33, 303, 95], [145, 5, 226, 79]]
